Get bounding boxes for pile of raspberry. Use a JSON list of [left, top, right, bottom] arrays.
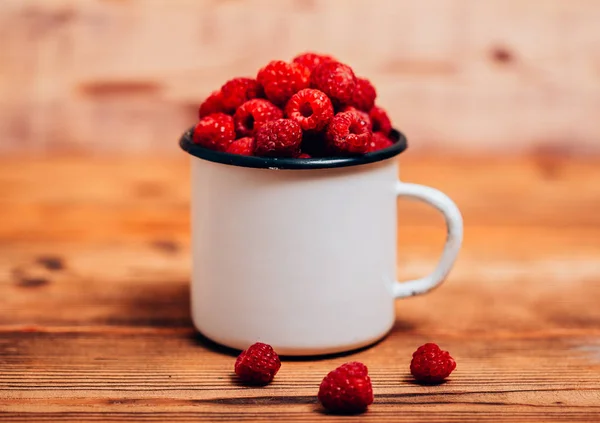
[[193, 53, 396, 158]]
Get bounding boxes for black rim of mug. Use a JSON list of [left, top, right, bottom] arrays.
[[179, 126, 407, 170]]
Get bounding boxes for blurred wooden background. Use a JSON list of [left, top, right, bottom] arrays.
[[1, 0, 599, 155]]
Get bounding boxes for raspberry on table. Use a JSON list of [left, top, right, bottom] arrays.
[[234, 99, 283, 137], [226, 137, 255, 156], [368, 132, 394, 152], [192, 113, 235, 152], [349, 77, 377, 111], [326, 111, 372, 155], [255, 118, 303, 157], [369, 106, 392, 135], [234, 342, 281, 385], [292, 52, 336, 72], [198, 90, 225, 118], [410, 343, 456, 384], [318, 362, 373, 414], [340, 105, 372, 129], [257, 60, 310, 106], [220, 77, 263, 112], [310, 61, 357, 106], [285, 89, 334, 132]]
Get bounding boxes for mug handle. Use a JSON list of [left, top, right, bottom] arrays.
[[393, 181, 464, 298]]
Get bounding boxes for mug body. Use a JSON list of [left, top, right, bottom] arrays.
[[190, 157, 399, 355]]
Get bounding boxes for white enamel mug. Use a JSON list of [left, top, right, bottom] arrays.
[[180, 128, 463, 356]]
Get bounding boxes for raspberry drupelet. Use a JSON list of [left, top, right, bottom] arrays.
[[226, 137, 255, 156], [255, 118, 303, 157], [369, 105, 392, 136], [340, 105, 372, 129], [257, 60, 310, 106], [285, 89, 334, 132], [349, 77, 377, 111], [220, 77, 263, 113], [368, 132, 394, 152], [234, 99, 283, 137], [192, 113, 236, 152], [326, 111, 372, 155], [410, 343, 456, 384], [318, 362, 374, 414], [310, 61, 357, 106], [198, 90, 226, 118], [234, 342, 281, 385], [292, 52, 336, 72]]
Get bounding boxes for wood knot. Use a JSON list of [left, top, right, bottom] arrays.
[[12, 255, 65, 288], [491, 46, 514, 64], [151, 239, 180, 254], [36, 255, 65, 271], [12, 267, 50, 288]]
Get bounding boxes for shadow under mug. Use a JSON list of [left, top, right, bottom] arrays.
[[180, 128, 463, 356]]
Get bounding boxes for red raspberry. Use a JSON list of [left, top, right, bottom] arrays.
[[410, 343, 456, 384], [326, 111, 372, 155], [233, 99, 283, 137], [234, 342, 281, 385], [192, 113, 235, 152], [340, 106, 372, 129], [292, 52, 336, 72], [368, 132, 394, 152], [296, 152, 312, 159], [255, 118, 302, 157], [310, 61, 357, 106], [198, 90, 225, 118], [226, 137, 255, 156], [369, 106, 392, 135], [349, 77, 376, 111], [257, 60, 310, 106], [220, 78, 263, 112], [318, 362, 373, 414], [285, 89, 334, 132]]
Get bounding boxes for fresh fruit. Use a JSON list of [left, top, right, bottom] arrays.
[[292, 52, 336, 72], [296, 153, 312, 159], [349, 77, 376, 111], [318, 362, 374, 414], [192, 54, 401, 159], [257, 60, 310, 106], [285, 89, 334, 132], [255, 118, 303, 157], [226, 137, 255, 156], [369, 106, 392, 135], [410, 343, 456, 384], [234, 342, 281, 385], [234, 99, 283, 137], [368, 132, 394, 152], [340, 105, 372, 129], [326, 111, 372, 154], [310, 61, 357, 106], [198, 90, 225, 118], [220, 78, 263, 112], [192, 113, 235, 152]]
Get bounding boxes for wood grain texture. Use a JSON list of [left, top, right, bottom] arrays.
[[1, 155, 600, 422], [1, 0, 600, 155]]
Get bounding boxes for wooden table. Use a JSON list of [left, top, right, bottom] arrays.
[[1, 155, 599, 422]]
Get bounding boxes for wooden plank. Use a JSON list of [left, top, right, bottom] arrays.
[[2, 229, 600, 333], [1, 155, 599, 244], [1, 155, 600, 421], [0, 333, 599, 421], [1, 0, 600, 154]]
